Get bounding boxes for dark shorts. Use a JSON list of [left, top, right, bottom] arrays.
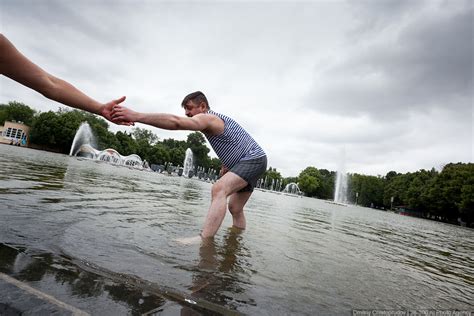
[[230, 156, 267, 192]]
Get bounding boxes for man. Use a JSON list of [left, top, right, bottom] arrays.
[[0, 33, 131, 125], [111, 91, 267, 240]]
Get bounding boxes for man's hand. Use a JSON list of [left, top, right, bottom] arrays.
[[101, 96, 134, 126], [110, 104, 140, 124]]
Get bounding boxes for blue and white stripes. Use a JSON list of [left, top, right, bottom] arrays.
[[206, 110, 266, 169]]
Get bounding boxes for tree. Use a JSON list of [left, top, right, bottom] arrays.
[[315, 168, 335, 200], [169, 147, 186, 166], [0, 101, 36, 125], [208, 157, 222, 171], [262, 167, 283, 190], [423, 163, 474, 224], [349, 174, 384, 207], [298, 174, 320, 196], [162, 138, 186, 150], [385, 170, 399, 182], [115, 131, 138, 156], [132, 127, 158, 145], [29, 111, 61, 149], [405, 169, 438, 211], [186, 132, 210, 167], [297, 167, 321, 197], [148, 143, 170, 165]]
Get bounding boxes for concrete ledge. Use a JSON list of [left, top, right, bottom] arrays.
[[0, 272, 89, 316]]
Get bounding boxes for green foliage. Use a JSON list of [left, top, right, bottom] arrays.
[[349, 174, 385, 207], [115, 131, 138, 156], [297, 167, 321, 197], [148, 143, 170, 165], [199, 156, 222, 172], [208, 157, 222, 171], [186, 132, 210, 167], [261, 167, 283, 189], [264, 167, 283, 181], [383, 169, 438, 211], [132, 127, 158, 145], [376, 164, 473, 225], [422, 163, 474, 223], [299, 174, 320, 195], [29, 111, 61, 148], [314, 169, 335, 200], [0, 101, 37, 125]]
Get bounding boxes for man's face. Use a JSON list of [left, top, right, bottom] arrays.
[[184, 100, 205, 117]]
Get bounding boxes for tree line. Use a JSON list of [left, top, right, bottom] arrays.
[[262, 162, 473, 227], [2, 101, 472, 227]]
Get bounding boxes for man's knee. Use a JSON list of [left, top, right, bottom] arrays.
[[211, 182, 227, 198]]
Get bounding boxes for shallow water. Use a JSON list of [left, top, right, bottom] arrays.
[[0, 145, 473, 315]]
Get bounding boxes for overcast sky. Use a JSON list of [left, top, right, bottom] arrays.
[[1, 0, 472, 177]]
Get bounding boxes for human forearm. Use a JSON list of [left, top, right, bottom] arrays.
[[134, 112, 183, 130], [1, 34, 133, 125], [112, 105, 207, 131], [0, 33, 123, 122], [0, 34, 101, 112], [42, 75, 102, 114]]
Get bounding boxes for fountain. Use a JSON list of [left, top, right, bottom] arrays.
[[70, 122, 147, 170], [182, 148, 194, 178], [283, 182, 302, 196], [334, 148, 348, 204], [70, 122, 96, 156], [75, 144, 99, 159]]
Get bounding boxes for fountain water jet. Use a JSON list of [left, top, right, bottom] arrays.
[[283, 182, 302, 195], [70, 122, 96, 156], [182, 148, 194, 177], [334, 148, 348, 204], [70, 122, 147, 170]]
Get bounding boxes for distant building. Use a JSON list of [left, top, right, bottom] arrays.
[[0, 121, 30, 146]]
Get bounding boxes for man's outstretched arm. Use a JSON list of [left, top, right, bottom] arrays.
[[111, 105, 222, 133], [0, 33, 132, 125]]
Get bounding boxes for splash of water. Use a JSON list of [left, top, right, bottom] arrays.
[[283, 182, 302, 195], [70, 121, 145, 169], [182, 148, 194, 177], [334, 148, 348, 203], [69, 122, 96, 156]]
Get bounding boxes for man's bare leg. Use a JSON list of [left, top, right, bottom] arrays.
[[228, 191, 252, 229], [201, 172, 247, 238], [177, 172, 247, 244]]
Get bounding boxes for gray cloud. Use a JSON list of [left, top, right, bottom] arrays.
[[308, 1, 473, 119]]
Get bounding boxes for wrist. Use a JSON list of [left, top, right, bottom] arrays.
[[134, 111, 144, 123], [98, 104, 107, 116], [87, 100, 103, 116]]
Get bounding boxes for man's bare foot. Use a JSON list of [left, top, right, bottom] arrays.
[[176, 235, 202, 245]]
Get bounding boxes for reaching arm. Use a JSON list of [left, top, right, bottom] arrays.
[[111, 105, 223, 134], [0, 33, 132, 125]]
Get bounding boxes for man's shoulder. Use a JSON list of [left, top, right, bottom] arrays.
[[195, 112, 224, 135], [194, 112, 221, 121]]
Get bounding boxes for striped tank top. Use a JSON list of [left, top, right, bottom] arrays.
[[205, 110, 266, 169]]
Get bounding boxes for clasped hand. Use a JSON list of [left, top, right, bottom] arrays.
[[100, 96, 136, 126]]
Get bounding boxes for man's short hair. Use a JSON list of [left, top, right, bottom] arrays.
[[181, 91, 209, 109]]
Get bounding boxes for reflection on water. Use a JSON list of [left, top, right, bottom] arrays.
[[0, 145, 473, 315], [0, 243, 166, 315], [181, 227, 254, 315]]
